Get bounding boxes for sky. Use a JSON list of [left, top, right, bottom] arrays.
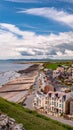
[[0, 0, 73, 59]]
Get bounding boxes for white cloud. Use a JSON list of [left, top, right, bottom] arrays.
[[0, 23, 73, 59], [55, 50, 73, 59], [19, 7, 73, 28], [65, 49, 73, 55]]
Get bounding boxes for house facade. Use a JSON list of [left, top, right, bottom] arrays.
[[33, 92, 46, 110], [33, 91, 73, 116], [70, 100, 73, 115], [47, 92, 68, 115]]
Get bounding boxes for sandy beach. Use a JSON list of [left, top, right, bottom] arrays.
[[0, 64, 40, 103]]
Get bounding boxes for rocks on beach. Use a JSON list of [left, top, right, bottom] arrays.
[[17, 64, 39, 74], [0, 113, 25, 130]]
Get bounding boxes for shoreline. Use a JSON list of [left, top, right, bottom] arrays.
[[0, 64, 40, 103], [0, 62, 31, 87]]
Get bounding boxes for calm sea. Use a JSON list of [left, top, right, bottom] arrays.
[[0, 61, 31, 72]]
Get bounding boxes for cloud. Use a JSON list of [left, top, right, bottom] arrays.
[[0, 23, 73, 59], [19, 7, 73, 28]]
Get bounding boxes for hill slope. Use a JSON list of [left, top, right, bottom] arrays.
[[0, 97, 73, 130]]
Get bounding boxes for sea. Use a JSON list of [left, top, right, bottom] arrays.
[[0, 61, 31, 87]]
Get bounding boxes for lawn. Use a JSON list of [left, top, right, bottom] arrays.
[[0, 97, 73, 130], [43, 61, 73, 70]]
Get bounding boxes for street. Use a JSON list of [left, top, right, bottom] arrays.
[[23, 75, 40, 110]]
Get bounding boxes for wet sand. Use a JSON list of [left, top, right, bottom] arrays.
[[0, 64, 40, 103]]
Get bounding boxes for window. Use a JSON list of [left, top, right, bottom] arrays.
[[52, 102, 54, 105], [52, 97, 54, 100], [59, 109, 62, 113], [45, 101, 48, 104], [59, 104, 62, 108], [60, 100, 61, 102]]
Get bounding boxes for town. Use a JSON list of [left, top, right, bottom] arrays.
[[33, 63, 73, 120]]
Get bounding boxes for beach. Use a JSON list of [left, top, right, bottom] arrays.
[[0, 64, 40, 103]]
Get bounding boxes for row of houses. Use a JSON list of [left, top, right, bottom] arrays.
[[33, 65, 73, 117], [33, 91, 73, 116], [53, 66, 73, 78], [39, 71, 54, 93], [40, 65, 73, 92]]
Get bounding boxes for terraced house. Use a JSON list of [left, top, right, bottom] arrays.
[[47, 92, 68, 116], [33, 91, 73, 116], [33, 92, 47, 110]]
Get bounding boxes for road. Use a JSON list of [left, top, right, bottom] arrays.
[[23, 75, 40, 110], [40, 112, 73, 127], [23, 74, 73, 127]]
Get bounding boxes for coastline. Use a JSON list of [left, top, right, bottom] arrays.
[[0, 62, 31, 87], [0, 64, 40, 103]]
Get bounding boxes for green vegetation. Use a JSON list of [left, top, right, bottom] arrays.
[[43, 61, 73, 70], [0, 98, 73, 130]]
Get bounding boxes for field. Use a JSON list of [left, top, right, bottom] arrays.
[[43, 61, 73, 70], [0, 97, 73, 130]]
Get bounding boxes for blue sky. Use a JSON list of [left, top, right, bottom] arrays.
[[0, 0, 73, 59]]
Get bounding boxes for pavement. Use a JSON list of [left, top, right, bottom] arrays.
[[24, 94, 34, 110], [41, 112, 73, 127], [23, 75, 40, 110]]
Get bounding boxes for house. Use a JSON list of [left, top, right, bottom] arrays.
[[39, 72, 47, 90], [47, 91, 73, 115], [33, 91, 73, 116], [53, 70, 60, 78], [39, 72, 54, 92], [70, 100, 73, 115], [47, 91, 67, 115], [43, 84, 54, 94], [33, 92, 47, 111], [57, 67, 65, 73]]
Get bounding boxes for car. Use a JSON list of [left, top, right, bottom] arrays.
[[23, 103, 26, 106]]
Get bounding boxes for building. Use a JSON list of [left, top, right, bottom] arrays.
[[33, 91, 73, 116], [47, 91, 68, 115], [39, 72, 47, 90], [70, 100, 73, 115], [43, 84, 54, 94], [33, 92, 47, 111], [39, 72, 54, 93]]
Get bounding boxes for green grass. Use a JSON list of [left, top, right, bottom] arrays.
[[0, 97, 73, 130], [43, 61, 73, 70]]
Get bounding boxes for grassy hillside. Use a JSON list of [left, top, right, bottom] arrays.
[[0, 97, 73, 130]]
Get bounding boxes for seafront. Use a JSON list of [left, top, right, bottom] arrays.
[[0, 62, 73, 128], [22, 64, 73, 127], [0, 64, 40, 103]]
